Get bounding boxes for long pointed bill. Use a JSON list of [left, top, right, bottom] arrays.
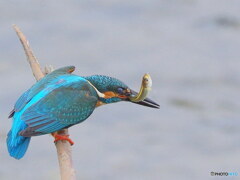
[[129, 90, 160, 109], [128, 74, 160, 109]]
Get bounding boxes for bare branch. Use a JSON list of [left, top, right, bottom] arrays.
[[13, 24, 44, 81], [44, 65, 54, 75], [13, 24, 76, 180], [55, 130, 76, 180]]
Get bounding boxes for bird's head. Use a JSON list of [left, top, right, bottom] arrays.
[[85, 75, 159, 108]]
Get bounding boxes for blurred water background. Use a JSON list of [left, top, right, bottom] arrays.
[[0, 0, 240, 179]]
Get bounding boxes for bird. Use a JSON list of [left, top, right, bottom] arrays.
[[7, 66, 159, 159]]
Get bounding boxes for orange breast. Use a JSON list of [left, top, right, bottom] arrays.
[[96, 101, 106, 107], [103, 91, 116, 99]]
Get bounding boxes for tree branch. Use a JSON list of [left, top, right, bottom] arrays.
[[13, 24, 76, 180], [12, 24, 44, 81]]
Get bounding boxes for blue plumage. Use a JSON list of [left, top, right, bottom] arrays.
[[7, 66, 159, 159], [7, 113, 30, 159], [7, 66, 99, 159], [7, 130, 30, 159]]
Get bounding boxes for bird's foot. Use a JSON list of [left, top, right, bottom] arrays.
[[52, 133, 74, 146]]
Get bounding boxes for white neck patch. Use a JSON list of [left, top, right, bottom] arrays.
[[86, 80, 105, 98]]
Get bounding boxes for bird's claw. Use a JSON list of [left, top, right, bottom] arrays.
[[53, 134, 74, 146]]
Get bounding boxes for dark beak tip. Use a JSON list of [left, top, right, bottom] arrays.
[[131, 98, 160, 109], [152, 104, 160, 109]]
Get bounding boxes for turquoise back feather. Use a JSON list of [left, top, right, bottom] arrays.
[[7, 67, 130, 159], [7, 66, 98, 159]]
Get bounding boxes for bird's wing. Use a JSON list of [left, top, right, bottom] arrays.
[[20, 81, 98, 137], [9, 66, 76, 117]]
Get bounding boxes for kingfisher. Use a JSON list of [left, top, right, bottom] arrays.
[[7, 66, 159, 159]]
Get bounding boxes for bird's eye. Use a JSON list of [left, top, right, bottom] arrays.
[[117, 87, 124, 94]]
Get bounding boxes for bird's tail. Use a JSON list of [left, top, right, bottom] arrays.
[[7, 130, 31, 159], [7, 113, 31, 160]]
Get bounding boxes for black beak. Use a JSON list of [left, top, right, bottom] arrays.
[[127, 90, 160, 109]]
